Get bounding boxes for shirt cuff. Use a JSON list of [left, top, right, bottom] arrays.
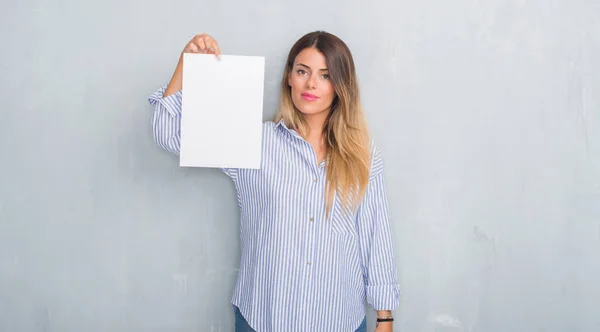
[[367, 284, 401, 311], [148, 84, 183, 117]]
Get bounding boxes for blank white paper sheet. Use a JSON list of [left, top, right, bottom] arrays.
[[180, 53, 265, 169]]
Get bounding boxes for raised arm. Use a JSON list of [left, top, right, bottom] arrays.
[[147, 33, 222, 155]]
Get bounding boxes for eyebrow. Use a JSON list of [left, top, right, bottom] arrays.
[[297, 63, 328, 71]]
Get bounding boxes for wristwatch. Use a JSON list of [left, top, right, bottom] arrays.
[[376, 315, 394, 327]]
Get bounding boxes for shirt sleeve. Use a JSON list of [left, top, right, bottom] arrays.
[[356, 145, 401, 311], [147, 84, 238, 180]]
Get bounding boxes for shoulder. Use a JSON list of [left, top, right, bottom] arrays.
[[261, 120, 282, 133], [262, 120, 277, 129], [368, 140, 385, 180], [261, 121, 283, 141]]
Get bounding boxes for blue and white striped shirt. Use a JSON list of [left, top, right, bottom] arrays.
[[149, 84, 400, 332]]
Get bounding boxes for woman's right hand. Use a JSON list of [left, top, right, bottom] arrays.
[[164, 33, 222, 97], [182, 33, 221, 59]]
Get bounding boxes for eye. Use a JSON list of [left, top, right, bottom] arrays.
[[321, 74, 330, 79], [296, 69, 307, 75]]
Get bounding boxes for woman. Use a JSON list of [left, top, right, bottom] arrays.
[[149, 31, 400, 332]]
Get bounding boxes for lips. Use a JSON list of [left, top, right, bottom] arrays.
[[301, 93, 319, 102]]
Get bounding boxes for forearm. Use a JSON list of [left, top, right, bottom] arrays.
[[376, 310, 392, 317], [164, 54, 184, 98], [375, 310, 394, 331]]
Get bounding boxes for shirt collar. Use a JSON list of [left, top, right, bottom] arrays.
[[275, 119, 329, 168], [274, 119, 303, 139], [274, 119, 286, 131]]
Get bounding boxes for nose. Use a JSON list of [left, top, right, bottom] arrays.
[[306, 73, 317, 89]]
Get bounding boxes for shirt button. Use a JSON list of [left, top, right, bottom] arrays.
[[307, 261, 312, 265], [313, 178, 318, 182], [309, 217, 314, 222]]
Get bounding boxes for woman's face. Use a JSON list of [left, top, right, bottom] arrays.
[[288, 47, 336, 118]]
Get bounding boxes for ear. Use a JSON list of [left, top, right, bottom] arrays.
[[287, 71, 292, 87]]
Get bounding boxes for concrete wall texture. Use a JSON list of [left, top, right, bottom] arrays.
[[1, 0, 599, 331]]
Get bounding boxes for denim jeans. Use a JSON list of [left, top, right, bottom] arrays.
[[234, 306, 367, 332]]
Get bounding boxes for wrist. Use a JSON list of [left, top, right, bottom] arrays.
[[376, 310, 392, 317], [376, 312, 394, 328]]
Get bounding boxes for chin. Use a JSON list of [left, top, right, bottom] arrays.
[[296, 107, 321, 115], [293, 102, 329, 116]]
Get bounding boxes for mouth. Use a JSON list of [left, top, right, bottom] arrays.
[[301, 93, 319, 102]]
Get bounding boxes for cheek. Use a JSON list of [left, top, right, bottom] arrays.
[[289, 75, 303, 89], [322, 84, 335, 101]]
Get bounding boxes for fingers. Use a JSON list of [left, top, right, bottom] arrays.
[[212, 43, 222, 59], [187, 33, 221, 60], [203, 38, 221, 60], [198, 38, 208, 53]]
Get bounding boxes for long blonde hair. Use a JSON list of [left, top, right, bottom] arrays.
[[274, 31, 371, 216]]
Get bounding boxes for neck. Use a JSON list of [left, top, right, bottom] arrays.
[[302, 112, 328, 142], [301, 113, 328, 163]]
